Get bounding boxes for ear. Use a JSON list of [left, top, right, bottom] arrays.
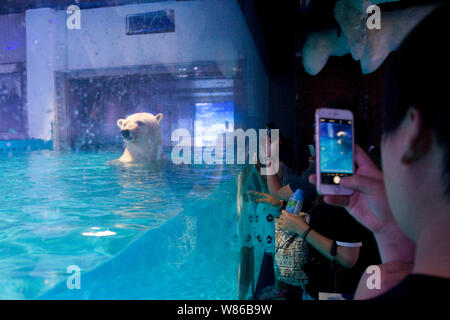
[[155, 113, 163, 124], [117, 119, 124, 129], [401, 108, 432, 164]]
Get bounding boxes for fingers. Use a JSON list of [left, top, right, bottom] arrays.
[[251, 197, 272, 204], [278, 210, 288, 219], [248, 191, 265, 202], [248, 190, 264, 196], [354, 145, 382, 179], [279, 210, 295, 220], [248, 191, 268, 200], [249, 197, 265, 203], [277, 211, 287, 228], [310, 171, 379, 198], [323, 195, 350, 208], [340, 174, 380, 194]]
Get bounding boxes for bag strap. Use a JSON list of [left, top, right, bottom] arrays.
[[275, 233, 298, 253]]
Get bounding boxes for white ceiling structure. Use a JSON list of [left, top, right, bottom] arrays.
[[301, 0, 441, 75]]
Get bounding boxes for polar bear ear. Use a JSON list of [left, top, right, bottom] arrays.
[[155, 113, 163, 124], [117, 119, 124, 128]]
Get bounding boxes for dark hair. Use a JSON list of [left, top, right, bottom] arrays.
[[265, 122, 294, 168], [382, 4, 449, 197], [279, 136, 294, 168]]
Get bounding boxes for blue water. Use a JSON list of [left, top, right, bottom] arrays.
[[0, 151, 240, 299], [320, 136, 353, 174]]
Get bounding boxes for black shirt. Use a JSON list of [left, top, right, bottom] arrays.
[[303, 203, 381, 299], [287, 163, 317, 206], [371, 274, 450, 300]]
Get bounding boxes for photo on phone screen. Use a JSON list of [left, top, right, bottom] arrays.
[[319, 118, 353, 185]]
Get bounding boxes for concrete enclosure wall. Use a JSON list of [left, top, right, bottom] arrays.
[[0, 13, 26, 64]]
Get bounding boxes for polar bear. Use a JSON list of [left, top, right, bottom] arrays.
[[116, 112, 164, 164]]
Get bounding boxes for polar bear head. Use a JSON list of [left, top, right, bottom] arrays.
[[117, 112, 163, 145]]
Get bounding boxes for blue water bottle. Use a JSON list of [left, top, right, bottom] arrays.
[[285, 189, 304, 216]]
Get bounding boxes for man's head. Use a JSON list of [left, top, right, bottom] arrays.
[[117, 112, 163, 144], [381, 4, 449, 241]]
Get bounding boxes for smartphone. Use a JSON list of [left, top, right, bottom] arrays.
[[315, 108, 355, 196]]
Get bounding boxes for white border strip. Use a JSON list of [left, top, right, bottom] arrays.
[[336, 241, 363, 248]]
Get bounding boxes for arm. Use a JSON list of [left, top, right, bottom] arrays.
[[278, 211, 360, 268], [248, 190, 283, 208], [303, 228, 360, 268], [268, 162, 316, 203], [266, 174, 294, 201]]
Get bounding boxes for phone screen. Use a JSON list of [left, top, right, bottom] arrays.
[[319, 118, 353, 185]]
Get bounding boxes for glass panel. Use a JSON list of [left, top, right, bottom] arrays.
[[0, 0, 269, 300]]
